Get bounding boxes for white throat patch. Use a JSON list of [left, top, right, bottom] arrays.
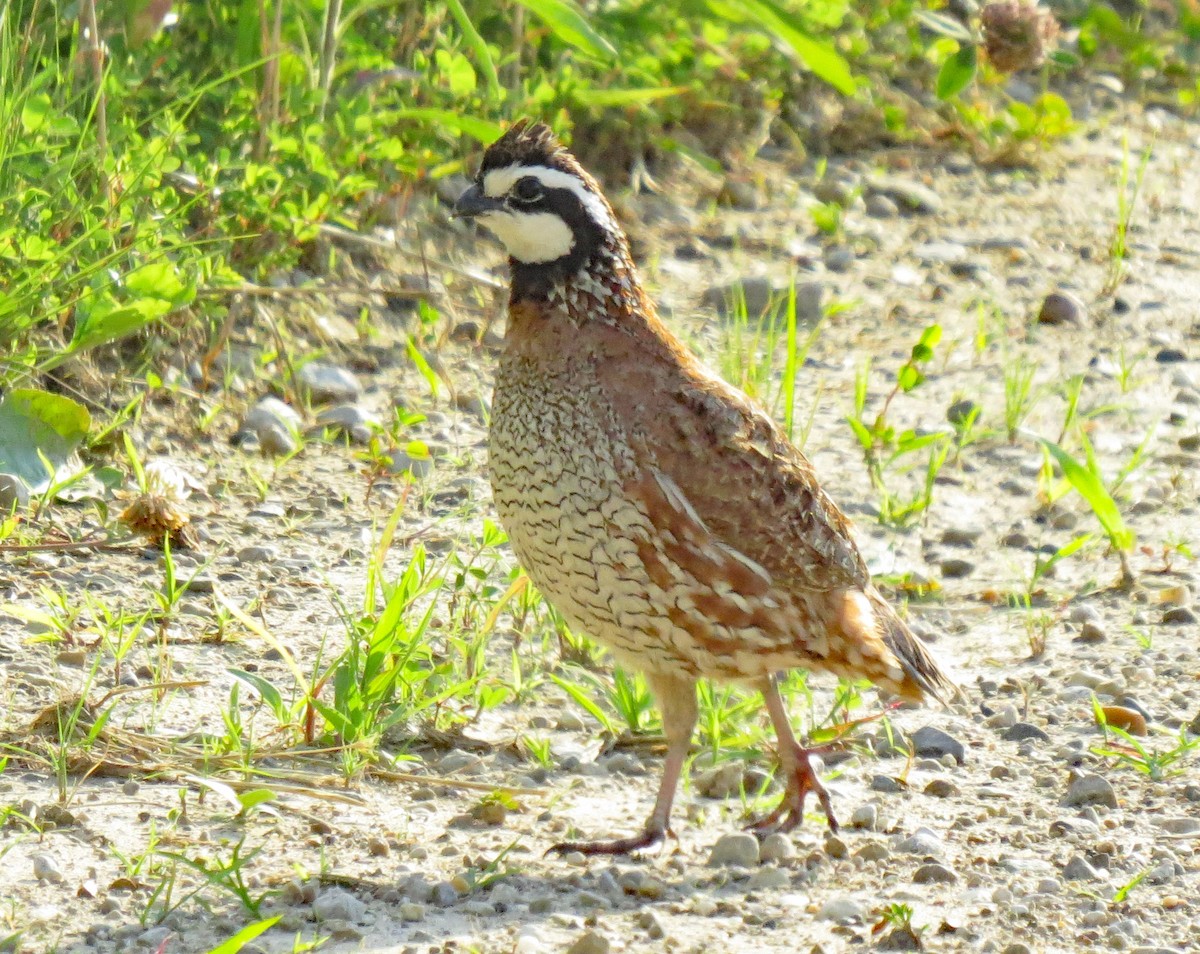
[[476, 209, 575, 263]]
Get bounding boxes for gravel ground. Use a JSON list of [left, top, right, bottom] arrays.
[[2, 104, 1199, 953]]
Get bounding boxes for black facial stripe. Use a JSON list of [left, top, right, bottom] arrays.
[[510, 184, 605, 300]]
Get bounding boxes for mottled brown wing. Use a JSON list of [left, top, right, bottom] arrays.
[[596, 322, 870, 596]]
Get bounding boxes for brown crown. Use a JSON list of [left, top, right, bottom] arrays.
[[480, 120, 577, 175]]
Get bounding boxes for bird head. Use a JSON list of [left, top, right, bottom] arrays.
[[455, 121, 621, 275]]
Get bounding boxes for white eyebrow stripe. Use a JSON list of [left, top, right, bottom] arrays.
[[481, 163, 616, 231]]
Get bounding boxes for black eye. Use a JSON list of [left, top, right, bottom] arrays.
[[512, 176, 543, 203]]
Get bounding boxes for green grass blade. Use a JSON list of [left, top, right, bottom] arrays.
[[514, 0, 617, 60], [1040, 438, 1134, 552], [445, 0, 501, 99], [724, 0, 856, 95]]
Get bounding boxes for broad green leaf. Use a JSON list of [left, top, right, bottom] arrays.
[[1040, 438, 1134, 552], [236, 789, 278, 814], [936, 46, 976, 101], [124, 261, 195, 305], [228, 669, 287, 722], [514, 0, 617, 60], [0, 390, 90, 495], [723, 0, 856, 95], [203, 916, 282, 954]]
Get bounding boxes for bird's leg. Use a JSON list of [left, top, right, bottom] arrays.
[[549, 672, 697, 857], [746, 674, 839, 834]]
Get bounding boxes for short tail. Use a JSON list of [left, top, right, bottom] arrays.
[[870, 589, 960, 705]]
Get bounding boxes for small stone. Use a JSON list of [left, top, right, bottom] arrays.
[[1065, 774, 1119, 809], [748, 866, 789, 891], [946, 399, 981, 429], [1075, 621, 1107, 644], [849, 804, 878, 829], [399, 902, 425, 922], [871, 774, 904, 793], [1003, 945, 1033, 954], [708, 832, 760, 867], [138, 927, 173, 948], [1158, 817, 1200, 835], [0, 473, 30, 510], [366, 836, 389, 857], [431, 881, 460, 906], [817, 895, 865, 922], [566, 930, 611, 954], [913, 862, 958, 884], [297, 362, 361, 404], [32, 854, 64, 883], [1156, 348, 1188, 363], [555, 711, 585, 731], [868, 176, 942, 214], [1003, 722, 1050, 743], [856, 841, 891, 862], [1038, 291, 1087, 326], [1161, 606, 1197, 625], [1099, 705, 1147, 736], [897, 828, 944, 857], [312, 888, 367, 922], [941, 524, 984, 546], [911, 726, 966, 764], [941, 558, 975, 579], [865, 194, 898, 218], [824, 834, 849, 858], [236, 545, 277, 564], [1063, 855, 1100, 881], [759, 832, 795, 863], [1067, 670, 1106, 690], [924, 778, 959, 798], [314, 404, 381, 443], [386, 449, 434, 479], [823, 245, 855, 272]]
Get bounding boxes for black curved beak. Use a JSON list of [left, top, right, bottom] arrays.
[[453, 184, 503, 219]]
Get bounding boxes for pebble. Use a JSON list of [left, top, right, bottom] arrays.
[[897, 828, 944, 857], [823, 245, 855, 272], [240, 397, 301, 454], [941, 557, 975, 578], [138, 926, 173, 948], [33, 854, 64, 883], [1002, 722, 1050, 743], [1075, 621, 1107, 644], [865, 193, 898, 218], [236, 545, 277, 564], [399, 902, 425, 921], [431, 881, 460, 906], [871, 774, 904, 793], [1067, 670, 1106, 690], [849, 804, 878, 829], [708, 832, 760, 867], [314, 404, 380, 443], [1099, 705, 1147, 736], [817, 895, 865, 922], [856, 841, 890, 862], [1065, 774, 1119, 809], [1161, 606, 1197, 624], [759, 832, 796, 863], [868, 176, 942, 214], [913, 240, 968, 264], [1063, 855, 1101, 881], [748, 865, 790, 891], [1038, 291, 1087, 326], [913, 862, 958, 884], [0, 473, 29, 510], [924, 778, 959, 798], [1158, 816, 1200, 834], [312, 888, 366, 922], [639, 910, 668, 940], [296, 361, 361, 404], [941, 522, 984, 545], [386, 449, 434, 479], [556, 711, 585, 731], [566, 930, 611, 954], [911, 726, 966, 764]]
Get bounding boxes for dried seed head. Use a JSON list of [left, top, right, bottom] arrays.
[[981, 1, 1060, 73], [118, 459, 199, 547]]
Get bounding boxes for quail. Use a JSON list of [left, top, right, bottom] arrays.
[[456, 121, 957, 856]]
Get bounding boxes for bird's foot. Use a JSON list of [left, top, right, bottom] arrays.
[[745, 746, 839, 835], [546, 825, 672, 857]]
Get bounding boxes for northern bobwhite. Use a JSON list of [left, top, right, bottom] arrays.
[[456, 121, 956, 856]]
